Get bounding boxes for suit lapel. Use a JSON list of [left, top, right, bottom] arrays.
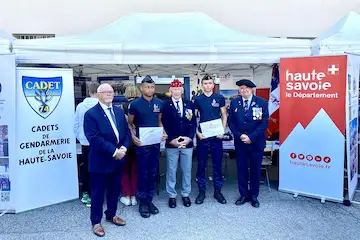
[[97, 104, 118, 141], [182, 100, 187, 117]]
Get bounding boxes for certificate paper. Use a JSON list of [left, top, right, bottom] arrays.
[[139, 127, 163, 146], [199, 119, 224, 138]]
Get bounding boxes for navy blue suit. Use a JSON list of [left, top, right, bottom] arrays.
[[162, 99, 196, 148], [228, 95, 269, 199], [84, 103, 131, 225], [128, 96, 163, 201]]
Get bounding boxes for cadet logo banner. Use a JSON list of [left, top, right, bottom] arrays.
[[279, 56, 346, 202], [22, 76, 63, 119], [15, 68, 78, 213]]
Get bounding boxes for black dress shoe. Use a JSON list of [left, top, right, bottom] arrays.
[[168, 198, 176, 208], [139, 201, 150, 218], [195, 191, 206, 204], [148, 201, 159, 214], [251, 198, 260, 208], [214, 191, 227, 204], [182, 197, 191, 207], [235, 197, 249, 205]]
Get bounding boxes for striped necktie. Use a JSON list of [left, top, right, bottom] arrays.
[[176, 101, 181, 117]]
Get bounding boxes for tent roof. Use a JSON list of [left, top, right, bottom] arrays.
[[312, 11, 360, 54], [13, 12, 311, 65], [0, 30, 14, 54]]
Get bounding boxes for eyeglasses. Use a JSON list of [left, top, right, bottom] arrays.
[[99, 91, 114, 95]]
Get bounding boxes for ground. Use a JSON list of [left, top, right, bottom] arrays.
[[1, 160, 360, 240]]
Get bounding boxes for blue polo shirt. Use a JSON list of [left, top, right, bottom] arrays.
[[194, 93, 225, 123], [128, 96, 163, 136]]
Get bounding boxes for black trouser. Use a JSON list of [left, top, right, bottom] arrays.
[[80, 145, 91, 195]]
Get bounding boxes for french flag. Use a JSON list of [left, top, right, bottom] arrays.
[[267, 64, 280, 139]]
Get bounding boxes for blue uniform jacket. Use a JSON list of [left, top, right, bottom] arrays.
[[84, 103, 131, 173], [228, 95, 269, 149], [162, 99, 197, 148]]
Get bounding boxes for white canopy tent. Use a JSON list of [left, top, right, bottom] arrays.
[[12, 12, 311, 79], [312, 11, 360, 55], [0, 30, 14, 54]]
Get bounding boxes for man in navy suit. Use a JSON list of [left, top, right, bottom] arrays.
[[84, 83, 131, 237], [162, 79, 196, 208], [228, 79, 269, 208]]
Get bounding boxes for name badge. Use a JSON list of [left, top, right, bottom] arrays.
[[252, 107, 263, 120]]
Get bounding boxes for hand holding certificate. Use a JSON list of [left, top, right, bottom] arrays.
[[199, 119, 225, 138], [139, 127, 164, 146]]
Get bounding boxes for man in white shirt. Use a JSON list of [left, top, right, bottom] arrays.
[[74, 82, 99, 207]]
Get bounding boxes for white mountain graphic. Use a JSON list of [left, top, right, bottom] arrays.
[[279, 108, 344, 201]]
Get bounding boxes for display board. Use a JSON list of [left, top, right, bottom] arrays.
[[279, 56, 347, 202], [345, 54, 359, 200], [15, 68, 78, 212], [0, 55, 16, 212]]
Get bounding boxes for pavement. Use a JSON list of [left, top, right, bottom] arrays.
[[1, 160, 360, 240]]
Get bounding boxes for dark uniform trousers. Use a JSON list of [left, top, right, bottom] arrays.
[[90, 162, 124, 225], [196, 137, 223, 191], [235, 142, 264, 199], [136, 143, 160, 201], [80, 145, 90, 194]]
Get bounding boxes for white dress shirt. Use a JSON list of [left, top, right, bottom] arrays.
[[242, 95, 253, 108], [99, 102, 126, 157], [172, 97, 183, 117]]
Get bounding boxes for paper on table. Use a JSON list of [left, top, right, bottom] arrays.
[[139, 127, 163, 146], [199, 119, 224, 138]]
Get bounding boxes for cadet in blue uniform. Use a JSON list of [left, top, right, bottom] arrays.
[[127, 76, 167, 218], [228, 79, 269, 208], [194, 75, 228, 204]]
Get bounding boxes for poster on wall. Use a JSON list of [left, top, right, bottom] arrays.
[[345, 54, 359, 200], [15, 68, 78, 213], [279, 56, 346, 202], [219, 71, 253, 106], [0, 55, 16, 212]]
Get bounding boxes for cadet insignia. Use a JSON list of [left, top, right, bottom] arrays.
[[153, 104, 160, 112], [211, 99, 219, 107], [22, 76, 63, 119]]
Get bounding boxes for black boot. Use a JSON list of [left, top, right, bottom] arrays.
[[148, 201, 159, 215], [195, 190, 206, 204], [214, 190, 227, 204], [139, 200, 150, 218]]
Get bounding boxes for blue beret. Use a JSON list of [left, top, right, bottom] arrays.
[[236, 79, 256, 88], [141, 75, 154, 84]]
